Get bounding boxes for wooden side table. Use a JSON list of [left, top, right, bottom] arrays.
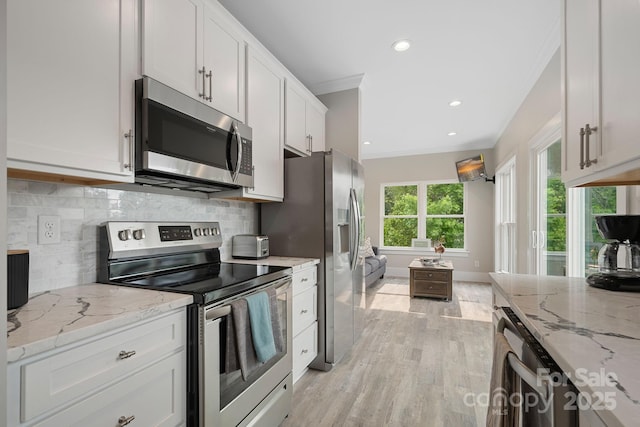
[[408, 259, 453, 301]]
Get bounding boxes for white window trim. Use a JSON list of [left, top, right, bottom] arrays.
[[379, 179, 467, 251], [494, 155, 517, 273]]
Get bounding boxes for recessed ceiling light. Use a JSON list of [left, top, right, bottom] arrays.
[[449, 100, 462, 107], [447, 132, 457, 136], [363, 141, 371, 145], [392, 39, 411, 52]]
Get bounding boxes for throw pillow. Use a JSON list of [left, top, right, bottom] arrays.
[[361, 237, 375, 257]]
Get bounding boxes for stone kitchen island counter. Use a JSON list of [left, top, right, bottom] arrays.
[[7, 283, 193, 362], [490, 272, 640, 427]]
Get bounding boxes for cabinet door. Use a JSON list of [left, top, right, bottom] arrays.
[[203, 5, 246, 121], [7, 0, 135, 182], [246, 47, 284, 200], [561, 0, 601, 183], [142, 0, 203, 100], [307, 102, 326, 153], [33, 352, 185, 427], [285, 80, 310, 155], [599, 0, 640, 169]]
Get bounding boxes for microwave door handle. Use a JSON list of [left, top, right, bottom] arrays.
[[231, 123, 242, 182]]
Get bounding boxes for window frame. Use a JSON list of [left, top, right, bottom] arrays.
[[380, 179, 467, 252]]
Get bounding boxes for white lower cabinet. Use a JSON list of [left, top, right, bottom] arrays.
[[8, 309, 187, 426], [292, 264, 318, 383]]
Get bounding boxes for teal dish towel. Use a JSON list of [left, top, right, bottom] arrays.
[[245, 291, 277, 363]]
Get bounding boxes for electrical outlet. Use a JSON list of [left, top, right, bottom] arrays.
[[38, 215, 61, 244], [474, 260, 480, 268]]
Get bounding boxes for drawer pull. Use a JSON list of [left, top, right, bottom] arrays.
[[300, 277, 308, 282], [301, 349, 308, 354], [300, 309, 308, 314], [118, 350, 136, 360], [118, 415, 135, 426]]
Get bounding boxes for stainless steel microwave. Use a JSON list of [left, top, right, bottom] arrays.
[[134, 77, 252, 193]]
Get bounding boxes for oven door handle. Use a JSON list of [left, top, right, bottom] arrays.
[[496, 315, 551, 401], [205, 277, 291, 321], [206, 305, 231, 321]]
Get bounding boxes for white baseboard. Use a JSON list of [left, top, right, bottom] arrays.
[[385, 267, 491, 283]]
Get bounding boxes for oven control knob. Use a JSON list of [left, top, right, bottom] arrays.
[[203, 228, 211, 236], [132, 229, 146, 240], [194, 228, 202, 237], [118, 229, 133, 241], [211, 227, 219, 235]]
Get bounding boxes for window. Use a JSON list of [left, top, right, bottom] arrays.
[[382, 182, 465, 249], [495, 156, 516, 273]]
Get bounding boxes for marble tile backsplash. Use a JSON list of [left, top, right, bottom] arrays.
[[7, 179, 259, 294]]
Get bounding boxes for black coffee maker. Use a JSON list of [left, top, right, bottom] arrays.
[[587, 215, 640, 290]]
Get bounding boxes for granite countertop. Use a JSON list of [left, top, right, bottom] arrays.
[[225, 256, 319, 272], [7, 283, 193, 363], [490, 272, 640, 427]]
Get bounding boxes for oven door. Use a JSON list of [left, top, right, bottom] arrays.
[[202, 276, 292, 427], [136, 77, 253, 188]]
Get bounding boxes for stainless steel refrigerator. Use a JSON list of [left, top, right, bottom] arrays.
[[261, 150, 365, 371]]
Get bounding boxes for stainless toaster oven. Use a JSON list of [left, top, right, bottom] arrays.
[[232, 235, 269, 259]]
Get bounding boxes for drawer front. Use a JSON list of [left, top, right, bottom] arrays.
[[292, 266, 317, 295], [34, 351, 186, 427], [413, 280, 448, 296], [293, 286, 317, 336], [413, 269, 450, 282], [22, 309, 186, 422], [293, 321, 318, 376]]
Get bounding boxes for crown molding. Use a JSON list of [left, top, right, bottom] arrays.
[[311, 73, 365, 95]]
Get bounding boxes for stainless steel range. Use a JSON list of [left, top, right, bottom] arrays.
[[98, 221, 293, 427]]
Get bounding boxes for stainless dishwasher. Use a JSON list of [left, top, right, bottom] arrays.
[[493, 306, 578, 427]]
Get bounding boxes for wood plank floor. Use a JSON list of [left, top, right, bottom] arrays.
[[283, 277, 493, 427]]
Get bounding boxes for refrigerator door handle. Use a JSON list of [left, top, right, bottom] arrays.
[[349, 188, 361, 271]]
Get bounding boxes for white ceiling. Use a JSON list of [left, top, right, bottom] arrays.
[[218, 0, 561, 160]]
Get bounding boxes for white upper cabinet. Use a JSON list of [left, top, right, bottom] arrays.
[[285, 79, 327, 156], [141, 0, 245, 121], [141, 0, 202, 100], [562, 0, 640, 186], [217, 46, 285, 201], [7, 0, 137, 183]]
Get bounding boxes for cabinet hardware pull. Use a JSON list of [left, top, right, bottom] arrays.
[[585, 124, 598, 167], [579, 127, 585, 169], [199, 67, 206, 99], [206, 69, 213, 101], [118, 415, 135, 426], [123, 130, 134, 170], [300, 309, 308, 314], [310, 135, 313, 152], [118, 350, 136, 360], [306, 134, 312, 153], [300, 277, 308, 282], [301, 349, 308, 354]]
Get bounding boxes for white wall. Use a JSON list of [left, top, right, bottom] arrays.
[[318, 88, 361, 161], [362, 149, 495, 282], [493, 48, 561, 273], [6, 180, 259, 294]]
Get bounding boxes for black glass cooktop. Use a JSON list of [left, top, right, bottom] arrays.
[[113, 262, 291, 305]]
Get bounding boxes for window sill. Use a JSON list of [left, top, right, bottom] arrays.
[[379, 247, 470, 258]]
